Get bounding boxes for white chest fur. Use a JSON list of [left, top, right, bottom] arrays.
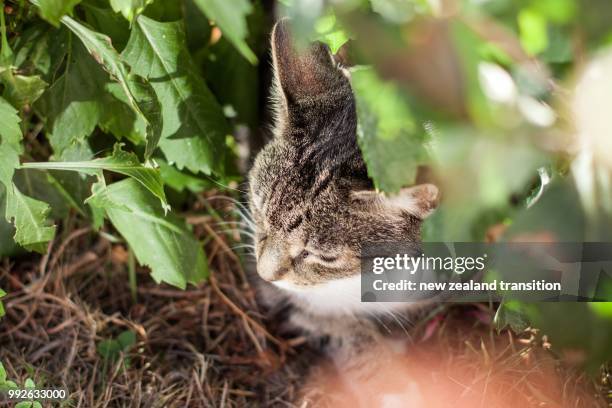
[[272, 275, 415, 317]]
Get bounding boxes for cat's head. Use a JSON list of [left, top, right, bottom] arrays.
[[248, 20, 438, 292]]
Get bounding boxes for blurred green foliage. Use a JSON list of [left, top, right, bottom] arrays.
[[281, 0, 612, 372]]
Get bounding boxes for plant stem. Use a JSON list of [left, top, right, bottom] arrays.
[[128, 246, 137, 303]]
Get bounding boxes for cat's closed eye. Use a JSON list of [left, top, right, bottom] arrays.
[[318, 254, 338, 263]]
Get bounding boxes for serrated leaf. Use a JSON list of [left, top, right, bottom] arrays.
[[60, 15, 139, 111], [122, 15, 229, 174], [35, 0, 82, 27], [192, 0, 256, 63], [352, 67, 428, 193], [22, 144, 168, 212], [109, 0, 153, 22], [0, 97, 56, 253], [36, 39, 153, 156], [0, 187, 20, 257], [88, 179, 207, 288], [5, 184, 56, 253], [59, 15, 160, 157], [35, 39, 106, 155], [0, 97, 22, 185], [14, 169, 72, 218]]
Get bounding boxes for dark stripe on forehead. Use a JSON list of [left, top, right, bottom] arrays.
[[311, 171, 333, 198], [286, 214, 303, 232]]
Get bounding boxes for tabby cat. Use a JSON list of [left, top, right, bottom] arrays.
[[247, 20, 438, 356]]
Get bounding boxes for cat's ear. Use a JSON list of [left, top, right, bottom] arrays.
[[271, 19, 347, 105], [351, 184, 439, 219]]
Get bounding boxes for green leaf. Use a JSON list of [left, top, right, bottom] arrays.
[[313, 13, 349, 54], [192, 0, 257, 63], [35, 0, 82, 27], [0, 2, 12, 64], [36, 38, 152, 155], [88, 179, 207, 288], [533, 0, 577, 24], [16, 402, 40, 408], [97, 329, 136, 364], [100, 84, 145, 145], [109, 0, 153, 22], [524, 303, 612, 372], [0, 97, 55, 253], [122, 15, 230, 174], [370, 0, 431, 23], [36, 39, 106, 156], [5, 184, 56, 253], [1, 69, 48, 109], [518, 9, 548, 55], [82, 3, 130, 51], [0, 288, 6, 318], [0, 361, 6, 383], [22, 144, 169, 212], [0, 97, 22, 186], [158, 159, 210, 193], [590, 303, 612, 319], [352, 67, 428, 192], [14, 169, 73, 218], [59, 15, 160, 157]]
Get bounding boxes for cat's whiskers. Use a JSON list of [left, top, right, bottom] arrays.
[[218, 228, 256, 240], [204, 195, 256, 230], [232, 244, 257, 259]]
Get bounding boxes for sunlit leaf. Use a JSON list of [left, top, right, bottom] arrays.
[[122, 15, 229, 174], [352, 66, 428, 192], [192, 0, 257, 63], [22, 144, 168, 212], [88, 179, 207, 288], [60, 15, 161, 157], [314, 13, 349, 54], [518, 9, 548, 55], [158, 159, 210, 193], [109, 0, 153, 22], [0, 288, 6, 318], [33, 0, 82, 27]]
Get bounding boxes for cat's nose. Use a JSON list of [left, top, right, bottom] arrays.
[[257, 250, 291, 282], [260, 266, 289, 282]]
